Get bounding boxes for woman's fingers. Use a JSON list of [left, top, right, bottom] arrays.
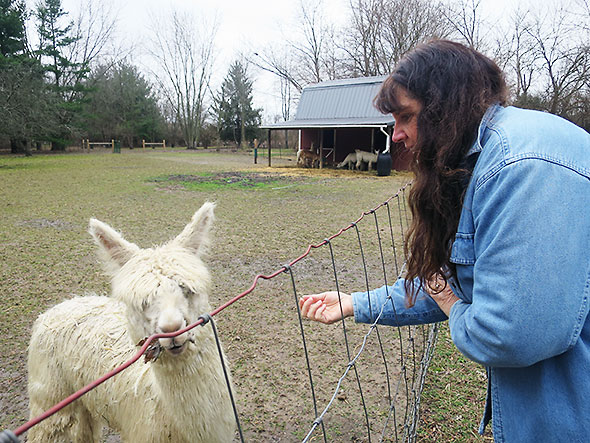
[[299, 292, 351, 324], [300, 295, 328, 322], [307, 300, 324, 321], [300, 295, 319, 317]]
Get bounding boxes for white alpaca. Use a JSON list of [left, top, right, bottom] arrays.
[[337, 152, 357, 169], [355, 149, 378, 170], [27, 203, 236, 443]]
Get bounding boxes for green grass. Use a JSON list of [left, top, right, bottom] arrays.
[[0, 149, 488, 441], [152, 173, 285, 191], [417, 325, 492, 442]]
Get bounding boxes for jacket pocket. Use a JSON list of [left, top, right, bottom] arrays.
[[450, 233, 476, 265]]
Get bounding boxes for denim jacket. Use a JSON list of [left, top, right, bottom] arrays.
[[352, 105, 590, 442]]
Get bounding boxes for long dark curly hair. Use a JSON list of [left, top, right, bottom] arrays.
[[375, 40, 508, 304]]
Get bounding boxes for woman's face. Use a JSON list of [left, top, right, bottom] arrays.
[[391, 87, 422, 151]]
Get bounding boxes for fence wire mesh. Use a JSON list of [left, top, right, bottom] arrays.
[[278, 184, 439, 442]]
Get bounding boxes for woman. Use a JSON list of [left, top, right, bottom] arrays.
[[300, 40, 590, 441]]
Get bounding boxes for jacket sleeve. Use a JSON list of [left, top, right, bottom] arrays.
[[352, 278, 448, 326], [449, 159, 590, 367]]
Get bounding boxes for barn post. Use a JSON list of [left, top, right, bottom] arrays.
[[333, 129, 337, 163], [319, 129, 324, 169], [268, 129, 272, 167]]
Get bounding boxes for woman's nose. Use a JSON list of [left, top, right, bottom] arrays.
[[392, 125, 405, 143]]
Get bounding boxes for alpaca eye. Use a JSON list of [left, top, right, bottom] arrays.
[[180, 284, 192, 298]]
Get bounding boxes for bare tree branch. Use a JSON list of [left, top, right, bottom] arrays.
[[147, 9, 218, 149]]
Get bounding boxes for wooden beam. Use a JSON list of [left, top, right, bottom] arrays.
[[268, 129, 272, 167], [319, 129, 324, 169], [333, 130, 337, 163]]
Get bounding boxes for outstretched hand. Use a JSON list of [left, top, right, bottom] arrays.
[[299, 291, 354, 324]]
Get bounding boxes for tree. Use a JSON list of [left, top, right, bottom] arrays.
[[33, 0, 117, 149], [502, 7, 539, 102], [35, 0, 80, 92], [0, 56, 56, 154], [383, 0, 451, 67], [251, 48, 303, 95], [0, 0, 55, 154], [340, 0, 385, 76], [339, 0, 451, 77], [526, 5, 590, 119], [441, 0, 487, 50], [148, 10, 217, 149], [0, 0, 26, 56], [574, 0, 590, 33], [289, 0, 335, 84], [214, 60, 262, 147], [250, 0, 336, 97], [34, 0, 83, 149], [84, 61, 165, 147]]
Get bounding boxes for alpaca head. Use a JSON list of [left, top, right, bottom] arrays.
[[88, 202, 215, 357]]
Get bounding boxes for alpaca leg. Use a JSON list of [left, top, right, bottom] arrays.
[[28, 357, 101, 443], [70, 406, 101, 443], [27, 402, 96, 443], [27, 374, 72, 442]]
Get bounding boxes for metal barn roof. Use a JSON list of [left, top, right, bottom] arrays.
[[262, 75, 394, 129]]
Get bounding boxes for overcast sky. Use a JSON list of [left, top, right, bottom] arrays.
[[109, 0, 349, 121], [50, 0, 572, 122]]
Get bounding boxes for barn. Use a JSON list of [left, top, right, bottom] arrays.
[[262, 75, 411, 171]]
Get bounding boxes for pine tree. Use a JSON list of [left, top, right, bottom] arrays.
[[214, 61, 261, 147], [0, 0, 55, 155], [35, 0, 79, 91], [34, 0, 88, 149], [84, 62, 166, 147], [0, 0, 26, 56]]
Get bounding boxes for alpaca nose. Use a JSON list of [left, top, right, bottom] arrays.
[[160, 321, 182, 333], [158, 310, 188, 353], [158, 310, 184, 333]]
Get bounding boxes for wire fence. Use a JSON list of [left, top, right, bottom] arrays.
[[2, 183, 439, 443]]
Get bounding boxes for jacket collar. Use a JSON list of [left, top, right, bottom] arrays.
[[466, 103, 503, 157]]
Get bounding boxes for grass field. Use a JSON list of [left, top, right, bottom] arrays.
[[0, 148, 490, 441]]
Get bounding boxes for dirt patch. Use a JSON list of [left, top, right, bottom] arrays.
[[170, 171, 299, 186], [151, 171, 311, 192], [17, 219, 75, 230]]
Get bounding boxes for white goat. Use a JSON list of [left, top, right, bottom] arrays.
[[27, 203, 236, 442], [337, 152, 357, 169], [355, 149, 378, 170]]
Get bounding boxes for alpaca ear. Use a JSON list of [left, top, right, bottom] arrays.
[[173, 202, 215, 255], [89, 218, 140, 272]]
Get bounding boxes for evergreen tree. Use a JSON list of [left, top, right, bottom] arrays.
[[34, 0, 88, 149], [84, 62, 166, 147], [0, 0, 26, 56], [214, 60, 261, 147], [35, 0, 79, 91], [0, 0, 55, 155]]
